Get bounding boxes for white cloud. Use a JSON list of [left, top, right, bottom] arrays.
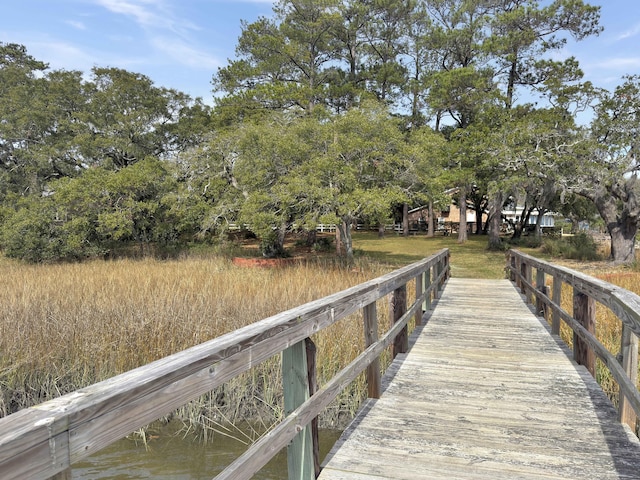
[[94, 0, 160, 27], [93, 0, 198, 36], [617, 23, 640, 41], [594, 57, 640, 70], [150, 36, 221, 70], [66, 20, 87, 30]]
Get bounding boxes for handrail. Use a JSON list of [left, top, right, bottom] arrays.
[[506, 249, 640, 432], [0, 249, 450, 480]]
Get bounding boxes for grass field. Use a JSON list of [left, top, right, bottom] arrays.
[[0, 231, 637, 436]]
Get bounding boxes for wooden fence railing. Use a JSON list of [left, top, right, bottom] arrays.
[[0, 249, 450, 480], [507, 249, 640, 432]]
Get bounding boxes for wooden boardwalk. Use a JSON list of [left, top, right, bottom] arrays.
[[319, 278, 640, 479]]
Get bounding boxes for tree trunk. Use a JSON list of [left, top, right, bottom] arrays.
[[377, 224, 385, 238], [337, 218, 354, 262], [534, 211, 545, 239], [610, 224, 636, 263], [488, 191, 503, 250], [593, 194, 638, 264], [306, 229, 317, 247], [475, 212, 483, 235], [427, 200, 435, 237], [402, 203, 409, 237], [458, 189, 467, 243]]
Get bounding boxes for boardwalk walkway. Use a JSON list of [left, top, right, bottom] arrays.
[[319, 278, 640, 479]]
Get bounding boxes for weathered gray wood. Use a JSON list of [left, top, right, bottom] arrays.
[[509, 250, 640, 420], [283, 340, 314, 480], [619, 326, 639, 431], [390, 286, 408, 357], [535, 268, 547, 317], [573, 290, 596, 376], [541, 291, 640, 421], [552, 273, 562, 335], [509, 253, 516, 282], [0, 249, 450, 480], [363, 302, 380, 399], [415, 273, 424, 326], [216, 288, 422, 480], [49, 468, 72, 480], [305, 338, 321, 478], [508, 250, 640, 337], [424, 269, 431, 311], [319, 279, 640, 480]]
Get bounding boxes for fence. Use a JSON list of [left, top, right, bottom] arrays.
[[0, 249, 450, 480], [506, 249, 640, 432]]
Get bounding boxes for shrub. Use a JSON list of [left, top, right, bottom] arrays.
[[541, 232, 600, 261]]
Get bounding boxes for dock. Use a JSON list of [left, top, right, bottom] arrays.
[[319, 278, 640, 479]]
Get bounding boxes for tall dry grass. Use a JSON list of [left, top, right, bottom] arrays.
[[0, 254, 401, 434]]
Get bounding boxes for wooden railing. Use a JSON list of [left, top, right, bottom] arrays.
[[506, 249, 640, 432], [0, 249, 450, 480]]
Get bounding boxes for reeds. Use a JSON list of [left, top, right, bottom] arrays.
[[0, 254, 396, 432]]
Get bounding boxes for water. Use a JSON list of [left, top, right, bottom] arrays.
[[72, 426, 341, 479]]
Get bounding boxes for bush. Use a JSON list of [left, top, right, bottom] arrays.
[[541, 232, 600, 261], [505, 235, 542, 249], [569, 232, 600, 260], [312, 236, 334, 252]]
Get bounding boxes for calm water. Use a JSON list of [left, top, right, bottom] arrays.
[[72, 426, 341, 479]]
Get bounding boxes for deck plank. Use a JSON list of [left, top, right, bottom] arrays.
[[319, 278, 640, 480]]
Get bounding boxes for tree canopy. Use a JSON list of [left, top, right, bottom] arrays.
[[3, 1, 640, 264]]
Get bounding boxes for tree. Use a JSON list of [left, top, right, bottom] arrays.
[[213, 0, 342, 120], [76, 67, 199, 170], [296, 102, 410, 259], [488, 0, 602, 109], [197, 112, 329, 256], [420, 0, 602, 247], [405, 125, 448, 235], [0, 43, 88, 198], [1, 158, 182, 261], [570, 76, 640, 263]]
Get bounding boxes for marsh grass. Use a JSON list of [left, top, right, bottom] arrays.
[[0, 250, 405, 434], [2, 232, 636, 437]]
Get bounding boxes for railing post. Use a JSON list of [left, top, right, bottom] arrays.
[[535, 268, 548, 317], [520, 261, 531, 300], [515, 255, 522, 290], [509, 252, 516, 282], [282, 339, 315, 480], [363, 302, 381, 399], [305, 339, 320, 478], [619, 326, 639, 431], [552, 274, 561, 335], [444, 252, 450, 282], [415, 273, 424, 326], [573, 290, 596, 377], [424, 268, 432, 311], [390, 285, 408, 358]]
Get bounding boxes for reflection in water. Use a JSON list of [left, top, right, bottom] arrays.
[[73, 427, 341, 479]]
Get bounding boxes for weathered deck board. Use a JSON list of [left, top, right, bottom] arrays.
[[319, 278, 640, 480]]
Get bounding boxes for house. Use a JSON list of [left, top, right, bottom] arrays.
[[408, 200, 554, 235], [501, 205, 555, 232], [407, 203, 487, 235]]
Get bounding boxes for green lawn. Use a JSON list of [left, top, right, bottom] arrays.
[[353, 232, 518, 279]]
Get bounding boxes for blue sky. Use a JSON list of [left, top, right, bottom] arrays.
[[1, 0, 638, 106]]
